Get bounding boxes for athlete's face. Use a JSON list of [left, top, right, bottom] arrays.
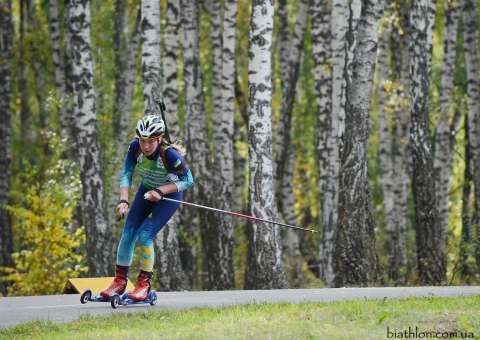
[[139, 137, 160, 156]]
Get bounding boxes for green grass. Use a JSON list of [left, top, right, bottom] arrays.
[[1, 295, 479, 339]]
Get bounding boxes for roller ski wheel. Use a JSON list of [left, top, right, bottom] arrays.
[[80, 290, 92, 304], [111, 295, 120, 309], [149, 291, 157, 306]]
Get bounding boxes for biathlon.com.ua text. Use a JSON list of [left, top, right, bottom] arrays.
[[387, 327, 474, 339]]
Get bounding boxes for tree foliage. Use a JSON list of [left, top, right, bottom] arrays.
[[1, 133, 86, 296]]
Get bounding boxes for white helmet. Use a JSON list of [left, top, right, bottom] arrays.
[[135, 115, 165, 139]]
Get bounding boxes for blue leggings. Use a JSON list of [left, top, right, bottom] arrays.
[[117, 183, 181, 271]]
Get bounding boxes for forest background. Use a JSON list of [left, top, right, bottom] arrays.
[[0, 0, 479, 297]]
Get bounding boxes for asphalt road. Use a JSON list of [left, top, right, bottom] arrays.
[[0, 286, 479, 329]]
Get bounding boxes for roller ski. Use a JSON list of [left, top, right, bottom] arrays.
[[80, 268, 157, 309], [80, 289, 158, 309]]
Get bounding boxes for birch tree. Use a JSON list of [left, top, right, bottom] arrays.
[[141, 0, 162, 116], [461, 0, 480, 271], [162, 0, 181, 139], [108, 7, 141, 231], [319, 0, 348, 285], [49, 0, 74, 145], [274, 0, 309, 288], [212, 0, 239, 290], [388, 0, 410, 283], [0, 0, 14, 295], [433, 0, 460, 248], [409, 0, 446, 285], [333, 0, 381, 287], [460, 118, 474, 280], [68, 0, 115, 276], [377, 22, 398, 281], [203, 0, 223, 158], [311, 0, 332, 208], [244, 0, 287, 290], [181, 0, 218, 290]]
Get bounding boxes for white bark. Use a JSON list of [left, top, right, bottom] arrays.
[[409, 0, 446, 284], [68, 0, 114, 277], [377, 23, 396, 278], [333, 0, 380, 287], [108, 7, 141, 232], [277, 0, 290, 88], [245, 0, 287, 290], [319, 0, 350, 286], [49, 0, 72, 141], [155, 214, 190, 291], [389, 1, 410, 284], [214, 0, 238, 289], [141, 0, 162, 116], [434, 0, 460, 248], [162, 0, 181, 140], [181, 0, 215, 289], [311, 0, 332, 208], [208, 0, 224, 160], [274, 0, 308, 287]]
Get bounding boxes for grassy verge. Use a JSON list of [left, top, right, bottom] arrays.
[[1, 295, 479, 339]]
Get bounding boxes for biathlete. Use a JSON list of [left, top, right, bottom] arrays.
[[100, 115, 194, 301]]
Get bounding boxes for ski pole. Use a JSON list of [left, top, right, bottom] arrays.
[[144, 193, 318, 233]]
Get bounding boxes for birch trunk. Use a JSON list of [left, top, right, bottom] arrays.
[[389, 1, 410, 283], [109, 8, 141, 231], [277, 0, 290, 88], [310, 0, 332, 208], [274, 0, 308, 214], [273, 0, 308, 288], [170, 0, 197, 289], [210, 0, 239, 290], [207, 0, 223, 159], [155, 214, 190, 291], [162, 0, 181, 140], [0, 0, 14, 295], [377, 23, 398, 281], [244, 0, 287, 290], [319, 0, 349, 286], [409, 0, 446, 285], [25, 0, 49, 130], [141, 0, 162, 116], [49, 0, 73, 143], [433, 0, 460, 249], [181, 0, 217, 290], [68, 0, 115, 277], [19, 1, 34, 148], [333, 0, 381, 287], [460, 117, 473, 281], [461, 0, 480, 273]]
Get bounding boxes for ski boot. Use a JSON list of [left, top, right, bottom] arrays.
[[100, 266, 129, 299], [128, 271, 153, 301]]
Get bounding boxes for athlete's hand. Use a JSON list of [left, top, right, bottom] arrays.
[[144, 189, 164, 202], [117, 200, 129, 221]]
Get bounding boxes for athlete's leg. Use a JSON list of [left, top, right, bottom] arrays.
[[116, 184, 154, 267], [128, 191, 181, 300], [136, 191, 182, 272], [101, 184, 153, 298]]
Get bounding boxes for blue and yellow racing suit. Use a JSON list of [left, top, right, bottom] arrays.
[[116, 138, 194, 272]]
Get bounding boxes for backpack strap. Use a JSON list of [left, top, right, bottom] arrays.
[[134, 137, 174, 173], [135, 146, 143, 160], [160, 144, 174, 173]]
